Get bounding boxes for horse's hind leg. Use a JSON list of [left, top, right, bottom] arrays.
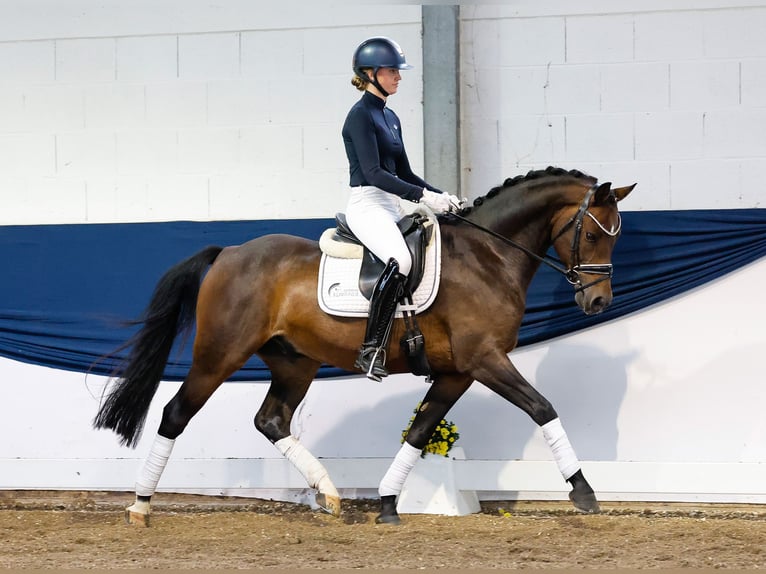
[[376, 373, 473, 525], [125, 359, 242, 526], [254, 347, 341, 515]]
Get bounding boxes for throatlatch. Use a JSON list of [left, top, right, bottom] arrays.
[[354, 258, 406, 381]]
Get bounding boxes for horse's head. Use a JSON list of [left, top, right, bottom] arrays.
[[550, 180, 635, 315]]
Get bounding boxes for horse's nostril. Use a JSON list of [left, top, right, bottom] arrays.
[[590, 296, 608, 313]]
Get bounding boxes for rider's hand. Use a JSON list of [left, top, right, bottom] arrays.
[[419, 189, 452, 214], [445, 193, 465, 212]]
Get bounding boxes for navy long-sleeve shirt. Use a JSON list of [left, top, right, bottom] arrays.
[[342, 91, 441, 202]]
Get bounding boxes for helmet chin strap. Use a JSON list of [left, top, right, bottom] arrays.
[[370, 68, 389, 98]]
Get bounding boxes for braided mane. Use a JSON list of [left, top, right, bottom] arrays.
[[457, 166, 597, 216]]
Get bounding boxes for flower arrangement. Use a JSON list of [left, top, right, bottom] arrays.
[[400, 402, 460, 458]]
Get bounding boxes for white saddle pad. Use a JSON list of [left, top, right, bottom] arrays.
[[317, 216, 442, 318]]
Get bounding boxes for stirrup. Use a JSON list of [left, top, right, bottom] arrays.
[[354, 346, 388, 382]]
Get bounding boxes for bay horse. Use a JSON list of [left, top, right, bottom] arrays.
[[94, 166, 634, 526]]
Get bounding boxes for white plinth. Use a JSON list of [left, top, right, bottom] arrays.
[[396, 447, 481, 516]]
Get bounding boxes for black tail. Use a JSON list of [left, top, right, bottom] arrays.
[[93, 245, 224, 448]]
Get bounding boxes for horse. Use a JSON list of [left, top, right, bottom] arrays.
[[93, 166, 634, 526]]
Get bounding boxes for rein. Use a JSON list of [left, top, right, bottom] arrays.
[[447, 184, 620, 293]]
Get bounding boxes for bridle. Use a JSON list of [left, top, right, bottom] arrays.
[[447, 183, 621, 294]]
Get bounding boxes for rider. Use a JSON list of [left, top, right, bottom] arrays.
[[342, 36, 460, 381]]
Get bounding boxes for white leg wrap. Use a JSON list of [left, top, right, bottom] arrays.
[[542, 418, 580, 480], [135, 434, 175, 497], [378, 441, 422, 497], [275, 436, 339, 498]]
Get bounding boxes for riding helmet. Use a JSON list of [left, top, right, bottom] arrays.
[[352, 36, 413, 81]]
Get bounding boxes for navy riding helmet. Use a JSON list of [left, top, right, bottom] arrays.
[[352, 36, 413, 96]]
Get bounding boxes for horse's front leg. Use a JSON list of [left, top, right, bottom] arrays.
[[376, 373, 473, 525], [473, 352, 600, 513]]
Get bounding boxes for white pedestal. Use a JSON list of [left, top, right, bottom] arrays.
[[396, 446, 481, 516]]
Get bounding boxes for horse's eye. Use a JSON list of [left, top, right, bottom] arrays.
[[585, 232, 597, 242]]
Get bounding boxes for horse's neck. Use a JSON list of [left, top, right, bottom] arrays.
[[471, 186, 562, 253]]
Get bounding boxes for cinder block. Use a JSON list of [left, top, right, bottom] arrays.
[[55, 38, 115, 82], [85, 176, 144, 223], [287, 169, 349, 218], [671, 61, 739, 110], [738, 158, 766, 207], [179, 33, 240, 80], [145, 175, 210, 221], [566, 14, 633, 64], [636, 111, 703, 161], [600, 63, 669, 112], [500, 114, 566, 166], [303, 124, 346, 171], [565, 113, 633, 162], [0, 41, 54, 84], [670, 159, 742, 209], [242, 30, 304, 79], [545, 65, 601, 114], [116, 36, 177, 82], [304, 28, 357, 76], [634, 11, 704, 62], [498, 17, 565, 66], [84, 84, 146, 129], [87, 175, 210, 223], [499, 67, 551, 115], [22, 85, 84, 131], [741, 60, 766, 108], [0, 134, 55, 177], [208, 80, 269, 127], [57, 132, 116, 176], [240, 125, 302, 172], [177, 129, 239, 174], [24, 177, 87, 223], [0, 88, 25, 132], [703, 8, 766, 59], [704, 109, 766, 158], [588, 161, 670, 211], [461, 18, 501, 71], [461, 68, 501, 121], [116, 130, 178, 175], [145, 82, 207, 128], [209, 172, 281, 220]]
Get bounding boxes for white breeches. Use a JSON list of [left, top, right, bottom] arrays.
[[345, 186, 413, 277]]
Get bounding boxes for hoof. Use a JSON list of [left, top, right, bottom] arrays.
[[376, 494, 401, 525], [315, 492, 342, 517], [375, 512, 401, 525], [569, 489, 601, 514], [125, 508, 150, 527]]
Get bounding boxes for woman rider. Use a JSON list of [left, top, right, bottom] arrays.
[[342, 36, 461, 381]]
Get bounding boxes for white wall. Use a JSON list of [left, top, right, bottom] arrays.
[[460, 1, 766, 209], [0, 2, 425, 224], [2, 2, 765, 503]]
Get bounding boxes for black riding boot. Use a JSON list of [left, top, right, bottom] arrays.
[[355, 258, 406, 382]]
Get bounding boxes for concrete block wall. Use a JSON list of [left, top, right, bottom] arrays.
[[0, 4, 425, 224], [460, 2, 766, 210]]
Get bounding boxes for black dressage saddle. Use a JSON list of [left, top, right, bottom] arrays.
[[332, 212, 433, 300]]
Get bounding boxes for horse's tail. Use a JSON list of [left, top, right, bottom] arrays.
[[93, 245, 224, 448]]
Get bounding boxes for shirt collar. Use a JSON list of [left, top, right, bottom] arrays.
[[363, 90, 386, 109]]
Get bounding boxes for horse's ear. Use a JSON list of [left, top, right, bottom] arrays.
[[593, 182, 612, 204], [612, 183, 636, 202]]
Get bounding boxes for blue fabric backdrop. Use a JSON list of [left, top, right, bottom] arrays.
[[2, 209, 765, 381]]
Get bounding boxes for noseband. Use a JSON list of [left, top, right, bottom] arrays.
[[551, 184, 621, 293], [448, 183, 621, 294]]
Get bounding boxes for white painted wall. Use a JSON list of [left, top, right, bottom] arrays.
[[2, 2, 765, 503], [460, 1, 766, 209]]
